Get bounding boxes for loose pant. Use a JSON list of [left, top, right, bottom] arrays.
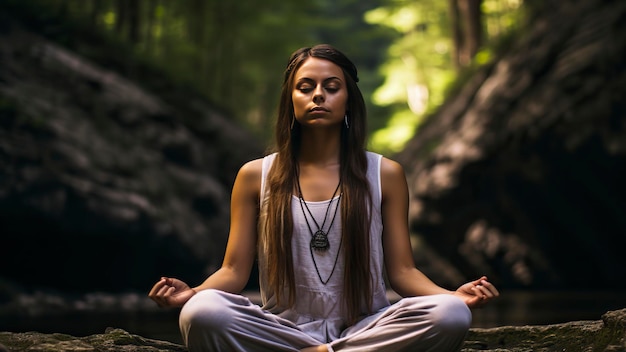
[[179, 289, 471, 352]]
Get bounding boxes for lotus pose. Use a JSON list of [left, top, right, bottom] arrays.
[[149, 44, 499, 352]]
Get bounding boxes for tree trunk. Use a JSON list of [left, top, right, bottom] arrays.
[[127, 0, 140, 44], [144, 0, 157, 54], [449, 0, 463, 69], [115, 0, 126, 36], [450, 0, 483, 68], [462, 0, 482, 61], [89, 0, 103, 30]]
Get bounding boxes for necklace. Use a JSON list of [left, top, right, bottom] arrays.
[[295, 167, 341, 252], [295, 166, 343, 284]]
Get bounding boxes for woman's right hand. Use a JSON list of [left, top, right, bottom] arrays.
[[148, 277, 197, 308]]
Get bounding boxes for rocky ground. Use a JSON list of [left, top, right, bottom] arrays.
[[0, 308, 624, 351]]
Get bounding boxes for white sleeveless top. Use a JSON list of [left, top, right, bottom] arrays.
[[258, 152, 390, 342]]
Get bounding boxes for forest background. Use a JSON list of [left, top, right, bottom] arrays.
[[2, 0, 626, 344], [45, 0, 523, 154]]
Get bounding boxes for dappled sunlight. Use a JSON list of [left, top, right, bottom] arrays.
[[438, 136, 483, 160], [365, 6, 421, 34], [414, 162, 458, 194], [366, 0, 524, 152], [370, 110, 423, 153], [372, 65, 414, 106], [475, 61, 511, 105], [407, 83, 429, 115]]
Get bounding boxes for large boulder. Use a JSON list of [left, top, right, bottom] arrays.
[[397, 0, 626, 289], [0, 15, 263, 292]]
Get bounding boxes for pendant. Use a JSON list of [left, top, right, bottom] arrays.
[[311, 230, 330, 251]]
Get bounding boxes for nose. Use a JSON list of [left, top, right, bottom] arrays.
[[313, 85, 325, 103]]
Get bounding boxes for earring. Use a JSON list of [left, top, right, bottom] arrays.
[[291, 116, 295, 130], [344, 114, 349, 129]]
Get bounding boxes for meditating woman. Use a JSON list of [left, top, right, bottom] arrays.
[[149, 44, 499, 352]]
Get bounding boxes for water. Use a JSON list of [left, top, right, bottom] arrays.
[[469, 290, 626, 328], [2, 290, 625, 345]]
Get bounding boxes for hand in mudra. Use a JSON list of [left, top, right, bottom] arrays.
[[148, 277, 196, 308], [454, 276, 499, 308]]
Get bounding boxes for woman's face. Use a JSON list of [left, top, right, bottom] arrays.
[[292, 57, 348, 129]]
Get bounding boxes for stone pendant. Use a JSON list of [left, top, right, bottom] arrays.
[[311, 230, 330, 251]]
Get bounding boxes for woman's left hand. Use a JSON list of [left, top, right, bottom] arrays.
[[454, 276, 500, 308]]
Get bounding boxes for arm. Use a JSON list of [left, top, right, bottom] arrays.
[[149, 159, 262, 307], [192, 159, 261, 293], [380, 158, 499, 307], [381, 157, 451, 297]]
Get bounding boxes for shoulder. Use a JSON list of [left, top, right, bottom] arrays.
[[233, 158, 264, 191], [379, 157, 408, 200], [239, 158, 264, 176], [380, 156, 406, 179], [365, 152, 403, 174]]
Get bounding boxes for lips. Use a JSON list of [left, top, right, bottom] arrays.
[[310, 107, 329, 112]]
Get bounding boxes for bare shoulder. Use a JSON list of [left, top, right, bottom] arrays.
[[234, 158, 264, 193], [380, 157, 408, 199], [239, 158, 264, 177], [380, 156, 406, 179]]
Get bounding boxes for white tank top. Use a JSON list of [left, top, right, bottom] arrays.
[[258, 152, 390, 342]]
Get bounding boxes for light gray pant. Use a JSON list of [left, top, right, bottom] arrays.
[[179, 289, 471, 352]]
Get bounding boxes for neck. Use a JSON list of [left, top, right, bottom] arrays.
[[297, 129, 341, 166]]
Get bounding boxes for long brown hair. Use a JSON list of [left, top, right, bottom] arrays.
[[260, 44, 372, 324]]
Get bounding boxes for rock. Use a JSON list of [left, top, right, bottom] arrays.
[[0, 328, 186, 352], [463, 308, 626, 351], [397, 0, 626, 289], [0, 13, 263, 293], [0, 309, 624, 351]]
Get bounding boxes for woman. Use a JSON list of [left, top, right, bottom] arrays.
[[149, 44, 499, 352]]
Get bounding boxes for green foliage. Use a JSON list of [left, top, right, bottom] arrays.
[[2, 0, 526, 154], [365, 0, 525, 154], [5, 0, 394, 145]]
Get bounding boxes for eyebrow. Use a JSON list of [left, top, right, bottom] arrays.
[[296, 76, 343, 84]]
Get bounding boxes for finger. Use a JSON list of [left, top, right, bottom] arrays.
[[474, 286, 499, 303], [467, 295, 484, 308], [474, 280, 498, 299], [156, 285, 171, 297], [149, 293, 164, 307], [155, 293, 170, 307], [164, 286, 176, 297], [148, 278, 167, 297], [475, 276, 488, 284], [480, 280, 500, 297], [471, 284, 491, 299], [468, 276, 486, 288]]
